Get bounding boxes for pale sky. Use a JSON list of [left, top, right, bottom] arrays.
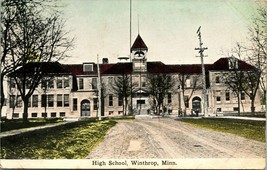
[[60, 0, 266, 64]]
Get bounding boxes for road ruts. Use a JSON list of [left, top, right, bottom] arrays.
[[87, 118, 265, 159]]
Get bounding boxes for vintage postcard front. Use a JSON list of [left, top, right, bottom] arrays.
[[1, 0, 266, 169]]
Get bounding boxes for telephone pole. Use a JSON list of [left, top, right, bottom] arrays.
[[195, 26, 208, 117]]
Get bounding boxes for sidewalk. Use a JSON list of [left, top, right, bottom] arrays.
[[206, 116, 266, 121], [0, 122, 72, 139]]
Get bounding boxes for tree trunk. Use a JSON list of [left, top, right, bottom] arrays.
[[23, 98, 29, 123], [0, 74, 5, 118], [251, 98, 255, 114], [237, 92, 241, 116], [125, 98, 128, 116]]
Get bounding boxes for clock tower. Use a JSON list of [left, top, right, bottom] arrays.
[[131, 34, 148, 73]]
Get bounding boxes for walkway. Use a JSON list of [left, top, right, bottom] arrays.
[[210, 116, 266, 121], [0, 122, 72, 139]]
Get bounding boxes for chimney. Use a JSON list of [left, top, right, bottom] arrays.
[[102, 58, 108, 64]]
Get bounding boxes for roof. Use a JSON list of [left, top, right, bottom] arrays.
[[10, 62, 69, 76], [101, 63, 132, 75], [168, 64, 213, 74], [10, 57, 256, 77], [131, 34, 148, 52], [147, 62, 175, 74], [210, 57, 255, 71]]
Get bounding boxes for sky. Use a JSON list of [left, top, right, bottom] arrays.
[[59, 0, 267, 65]]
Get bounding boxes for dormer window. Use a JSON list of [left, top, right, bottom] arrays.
[[228, 56, 238, 70], [83, 64, 94, 72]]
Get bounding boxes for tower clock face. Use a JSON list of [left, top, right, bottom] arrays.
[[134, 50, 145, 58]]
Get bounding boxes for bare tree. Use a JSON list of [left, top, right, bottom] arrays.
[[111, 74, 137, 116], [1, 0, 73, 122], [246, 7, 266, 105], [147, 73, 175, 115], [178, 73, 201, 116]]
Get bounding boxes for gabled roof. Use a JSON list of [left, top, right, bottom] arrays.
[[210, 57, 255, 71], [131, 34, 148, 52], [10, 62, 69, 76]]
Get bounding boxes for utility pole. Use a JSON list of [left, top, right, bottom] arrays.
[[97, 54, 102, 120], [129, 0, 133, 115], [195, 26, 208, 117]]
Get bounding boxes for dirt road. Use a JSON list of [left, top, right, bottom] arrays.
[[87, 118, 265, 159]]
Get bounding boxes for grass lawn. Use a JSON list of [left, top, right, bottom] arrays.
[[180, 118, 265, 143], [1, 118, 64, 132], [1, 119, 117, 159]]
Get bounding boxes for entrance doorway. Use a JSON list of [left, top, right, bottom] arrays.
[[81, 99, 90, 116], [192, 96, 201, 113]]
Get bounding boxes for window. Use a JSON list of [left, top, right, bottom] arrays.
[[228, 57, 238, 70], [225, 91, 230, 101], [41, 95, 47, 107], [60, 112, 65, 117], [51, 112, 57, 117], [215, 76, 220, 84], [241, 92, 245, 100], [184, 96, 189, 108], [92, 78, 97, 89], [73, 98, 77, 111], [142, 82, 146, 87], [168, 93, 172, 104], [216, 108, 222, 112], [118, 95, 123, 106], [42, 112, 47, 118], [216, 90, 221, 103], [64, 78, 69, 88], [109, 111, 114, 115], [83, 64, 93, 72], [31, 113, 37, 117], [137, 100, 145, 104], [186, 79, 191, 88], [233, 107, 239, 111], [26, 79, 31, 89], [47, 95, 54, 107], [57, 94, 62, 107], [93, 98, 98, 110], [216, 96, 221, 102], [13, 113, 19, 118], [108, 77, 113, 84], [57, 79, 62, 89], [109, 94, 113, 106], [28, 97, 31, 107], [41, 80, 47, 89], [16, 96, 22, 107], [9, 95, 15, 108], [32, 95, 38, 107], [48, 79, 54, 88], [79, 78, 84, 89], [118, 111, 123, 115], [64, 94, 69, 107], [10, 78, 16, 88]]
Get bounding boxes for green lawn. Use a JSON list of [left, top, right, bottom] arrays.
[[180, 118, 265, 143], [1, 119, 117, 159], [1, 118, 64, 132]]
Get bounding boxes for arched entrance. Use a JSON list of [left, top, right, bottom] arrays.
[[192, 96, 201, 114], [81, 99, 90, 116]]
